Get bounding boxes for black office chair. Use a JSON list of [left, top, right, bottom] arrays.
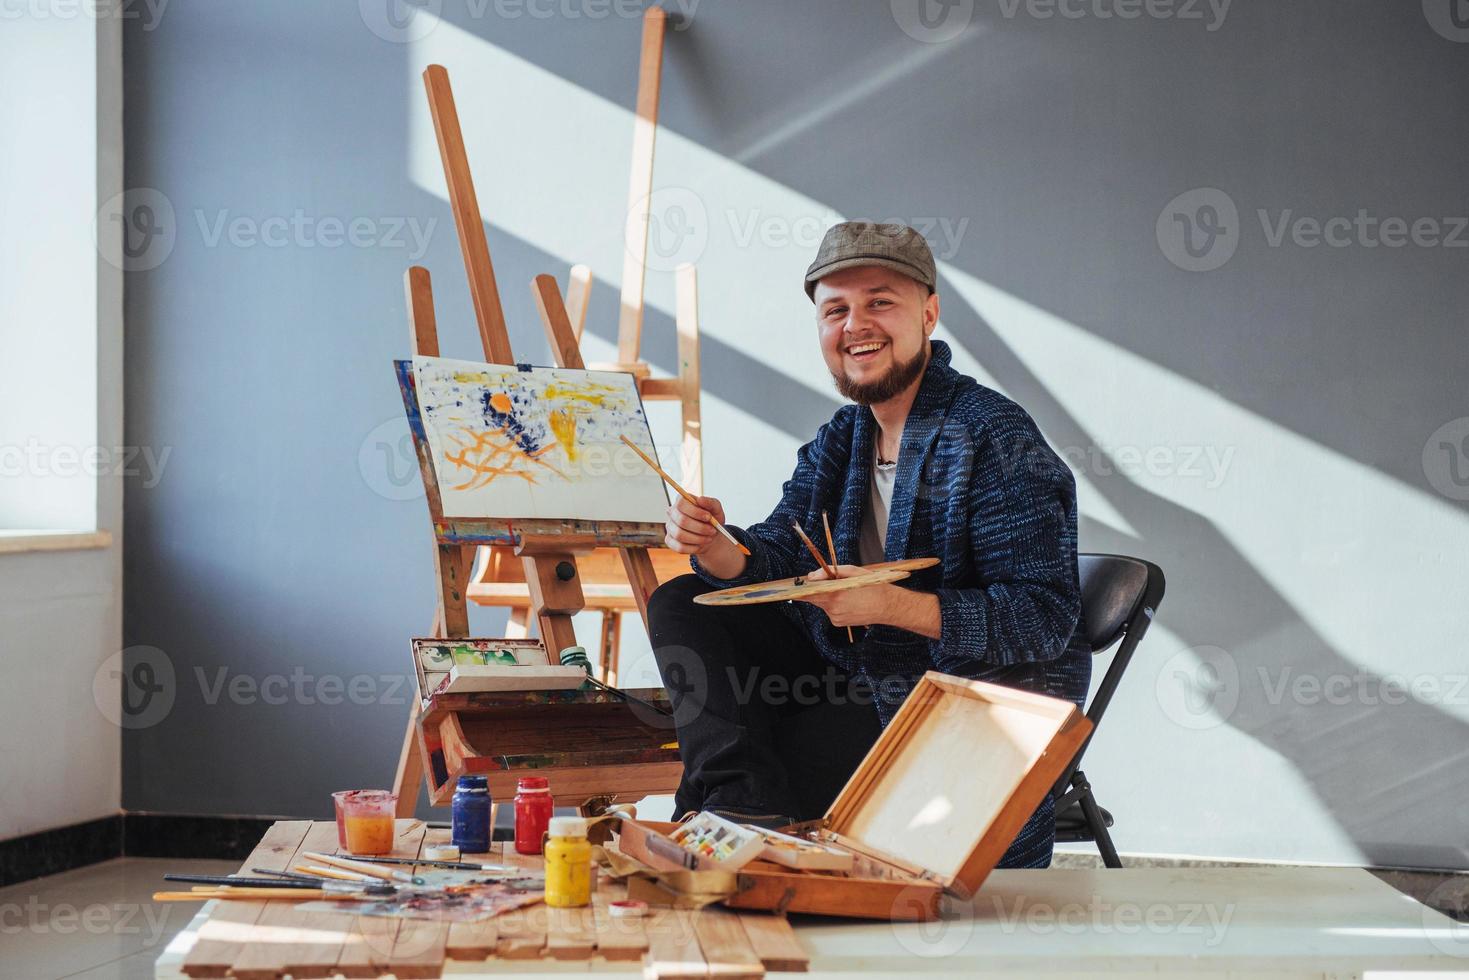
[[1052, 553, 1166, 868]]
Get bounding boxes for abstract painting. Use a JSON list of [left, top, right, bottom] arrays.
[[407, 356, 669, 522]]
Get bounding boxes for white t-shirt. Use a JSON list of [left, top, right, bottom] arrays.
[[858, 440, 898, 566]]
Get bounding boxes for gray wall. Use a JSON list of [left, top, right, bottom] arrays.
[[123, 1, 1469, 869]]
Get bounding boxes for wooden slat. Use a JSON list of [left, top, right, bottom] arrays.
[[337, 822, 432, 977], [592, 894, 648, 961], [533, 273, 587, 370], [674, 262, 703, 495], [335, 914, 400, 979], [404, 265, 439, 357], [617, 6, 667, 363], [737, 914, 809, 973], [695, 908, 765, 978], [645, 908, 707, 979], [181, 820, 312, 977], [445, 918, 499, 960], [495, 905, 547, 959], [546, 906, 596, 959], [229, 823, 346, 980], [387, 919, 449, 979], [421, 64, 514, 366], [566, 263, 593, 343]]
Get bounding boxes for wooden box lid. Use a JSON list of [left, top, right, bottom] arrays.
[[823, 671, 1092, 896]]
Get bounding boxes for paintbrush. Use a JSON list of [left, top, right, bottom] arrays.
[[153, 888, 349, 902], [341, 855, 522, 872], [790, 522, 837, 578], [619, 435, 751, 556], [301, 851, 427, 886], [164, 874, 318, 889], [820, 510, 855, 643], [292, 863, 374, 882]]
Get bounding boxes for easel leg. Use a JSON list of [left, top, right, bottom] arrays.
[[393, 699, 423, 817], [620, 546, 659, 634], [599, 612, 621, 686], [505, 607, 532, 640]]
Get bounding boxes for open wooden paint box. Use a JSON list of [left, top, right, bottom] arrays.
[[615, 671, 1093, 921]]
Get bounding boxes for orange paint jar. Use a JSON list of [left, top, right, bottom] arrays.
[[335, 790, 398, 855]]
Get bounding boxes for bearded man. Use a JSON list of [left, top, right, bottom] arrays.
[[647, 221, 1090, 868]]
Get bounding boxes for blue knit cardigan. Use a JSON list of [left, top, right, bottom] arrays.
[[692, 340, 1091, 724]]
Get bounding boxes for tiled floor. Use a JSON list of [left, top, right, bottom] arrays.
[[2, 855, 1465, 979], [0, 857, 236, 980]]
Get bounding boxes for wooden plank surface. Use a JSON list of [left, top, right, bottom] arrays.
[[227, 822, 346, 980], [445, 917, 500, 960], [738, 914, 809, 972], [180, 820, 311, 977], [546, 906, 596, 960], [645, 908, 708, 979], [333, 821, 430, 977], [592, 889, 649, 961], [695, 908, 765, 978]]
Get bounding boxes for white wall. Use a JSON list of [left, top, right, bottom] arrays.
[[0, 10, 124, 840]]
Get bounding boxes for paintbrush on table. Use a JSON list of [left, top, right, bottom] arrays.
[[162, 874, 400, 897], [301, 851, 427, 886], [619, 435, 751, 556], [340, 854, 522, 873]]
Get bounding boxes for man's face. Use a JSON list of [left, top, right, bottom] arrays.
[[813, 265, 939, 406]]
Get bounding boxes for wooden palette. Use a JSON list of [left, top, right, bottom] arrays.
[[692, 558, 940, 606]]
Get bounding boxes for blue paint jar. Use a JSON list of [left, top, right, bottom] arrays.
[[451, 774, 492, 854]]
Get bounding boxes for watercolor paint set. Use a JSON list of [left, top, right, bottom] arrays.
[[666, 812, 767, 870], [411, 638, 586, 700]]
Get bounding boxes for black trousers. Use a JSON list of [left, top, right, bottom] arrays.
[[648, 574, 884, 821]]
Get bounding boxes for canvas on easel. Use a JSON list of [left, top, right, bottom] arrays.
[[407, 356, 668, 524]]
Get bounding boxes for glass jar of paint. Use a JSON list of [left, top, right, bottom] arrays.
[[337, 790, 397, 855], [451, 774, 492, 854], [543, 816, 592, 907], [513, 777, 554, 855]]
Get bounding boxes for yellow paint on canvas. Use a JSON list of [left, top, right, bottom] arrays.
[[542, 380, 622, 408], [549, 407, 578, 461]]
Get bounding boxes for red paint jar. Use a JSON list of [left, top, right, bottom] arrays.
[[513, 777, 554, 855]]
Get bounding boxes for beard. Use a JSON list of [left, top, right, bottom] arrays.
[[831, 340, 930, 406]]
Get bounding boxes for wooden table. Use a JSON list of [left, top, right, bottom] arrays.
[[156, 821, 1467, 978]]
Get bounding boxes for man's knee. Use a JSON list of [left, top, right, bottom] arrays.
[[649, 573, 712, 625]]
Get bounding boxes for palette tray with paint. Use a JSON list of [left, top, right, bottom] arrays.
[[412, 637, 587, 701]]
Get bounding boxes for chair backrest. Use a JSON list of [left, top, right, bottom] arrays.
[[1078, 554, 1152, 653], [1054, 552, 1166, 794]]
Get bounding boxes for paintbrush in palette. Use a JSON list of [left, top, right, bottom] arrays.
[[791, 520, 857, 643], [820, 510, 855, 643], [619, 435, 751, 556]]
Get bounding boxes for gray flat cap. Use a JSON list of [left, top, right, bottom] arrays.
[[804, 221, 937, 300]]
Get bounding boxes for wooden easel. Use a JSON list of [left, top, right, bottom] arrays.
[[465, 5, 702, 687], [391, 63, 683, 817]]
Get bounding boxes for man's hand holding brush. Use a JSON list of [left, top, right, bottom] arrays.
[[664, 492, 748, 579]]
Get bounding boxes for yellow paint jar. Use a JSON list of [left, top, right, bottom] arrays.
[[543, 816, 592, 908]]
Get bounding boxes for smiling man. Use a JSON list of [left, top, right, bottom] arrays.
[[647, 221, 1090, 868]]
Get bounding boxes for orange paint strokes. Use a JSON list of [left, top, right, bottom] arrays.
[[443, 425, 566, 490], [490, 392, 513, 414]]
